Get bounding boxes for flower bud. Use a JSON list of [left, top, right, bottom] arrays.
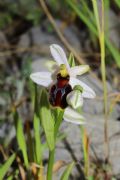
[[66, 90, 83, 109]]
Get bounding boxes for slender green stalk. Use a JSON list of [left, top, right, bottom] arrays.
[[47, 109, 64, 180], [92, 0, 109, 162], [47, 149, 55, 180], [80, 126, 89, 177], [101, 0, 109, 162]]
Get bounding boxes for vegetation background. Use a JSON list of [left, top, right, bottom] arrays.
[[0, 0, 120, 179]]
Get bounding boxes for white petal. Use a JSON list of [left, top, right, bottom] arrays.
[[30, 72, 53, 87], [70, 77, 96, 98], [64, 107, 85, 125], [66, 90, 83, 109], [50, 44, 70, 70], [69, 65, 89, 77]]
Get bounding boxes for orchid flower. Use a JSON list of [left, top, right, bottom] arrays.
[[30, 44, 96, 124]]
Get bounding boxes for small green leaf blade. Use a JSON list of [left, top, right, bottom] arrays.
[[40, 89, 54, 151], [68, 53, 75, 67], [13, 110, 28, 167], [0, 153, 16, 179], [52, 107, 64, 138], [34, 113, 42, 163], [60, 162, 75, 180]]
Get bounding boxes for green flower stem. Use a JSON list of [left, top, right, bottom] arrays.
[[47, 109, 64, 180], [47, 149, 55, 180]]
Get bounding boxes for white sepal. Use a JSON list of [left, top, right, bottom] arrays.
[[69, 65, 89, 77], [64, 107, 85, 125], [66, 90, 83, 109], [50, 44, 70, 71], [70, 77, 96, 98], [30, 72, 53, 87]]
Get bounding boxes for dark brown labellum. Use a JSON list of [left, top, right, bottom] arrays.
[[49, 73, 72, 109]]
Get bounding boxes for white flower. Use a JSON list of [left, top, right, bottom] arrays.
[[30, 44, 96, 125]]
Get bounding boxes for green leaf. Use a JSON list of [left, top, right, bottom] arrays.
[[13, 110, 28, 167], [40, 89, 54, 151], [41, 132, 66, 152], [33, 85, 42, 163], [60, 162, 75, 180], [0, 153, 16, 179], [51, 107, 64, 138], [25, 121, 34, 163]]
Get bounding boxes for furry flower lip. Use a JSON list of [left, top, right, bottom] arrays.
[[30, 44, 96, 124], [49, 64, 72, 109]]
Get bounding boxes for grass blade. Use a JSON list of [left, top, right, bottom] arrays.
[[0, 153, 16, 179], [105, 37, 120, 67], [81, 127, 89, 176], [66, 0, 97, 35], [13, 110, 29, 167], [25, 120, 34, 162], [60, 162, 75, 180]]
